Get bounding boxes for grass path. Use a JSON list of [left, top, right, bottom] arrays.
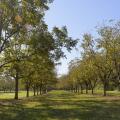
[[0, 90, 120, 120]]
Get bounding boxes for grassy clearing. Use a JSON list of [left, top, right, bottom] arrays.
[[0, 90, 120, 120], [0, 91, 33, 99]]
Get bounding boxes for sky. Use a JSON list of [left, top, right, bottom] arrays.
[[45, 0, 120, 76]]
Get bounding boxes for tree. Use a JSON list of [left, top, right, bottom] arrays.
[[57, 21, 120, 96], [0, 0, 78, 100]]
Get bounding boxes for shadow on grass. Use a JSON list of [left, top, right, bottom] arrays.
[[0, 91, 120, 120]]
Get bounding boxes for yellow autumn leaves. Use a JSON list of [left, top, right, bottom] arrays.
[[15, 15, 22, 23]]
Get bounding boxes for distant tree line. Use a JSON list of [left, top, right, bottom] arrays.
[[57, 21, 120, 96]]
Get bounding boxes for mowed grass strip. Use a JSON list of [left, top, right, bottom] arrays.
[[0, 90, 120, 120]]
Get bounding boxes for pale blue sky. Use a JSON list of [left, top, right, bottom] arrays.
[[45, 0, 120, 76]]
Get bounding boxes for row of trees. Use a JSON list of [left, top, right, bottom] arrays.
[[0, 75, 15, 92], [58, 21, 120, 96], [0, 0, 77, 99]]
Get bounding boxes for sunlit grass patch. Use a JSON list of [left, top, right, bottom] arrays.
[[23, 101, 43, 108], [0, 91, 34, 99]]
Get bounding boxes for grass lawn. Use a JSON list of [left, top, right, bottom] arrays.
[[0, 91, 34, 99], [0, 90, 120, 120]]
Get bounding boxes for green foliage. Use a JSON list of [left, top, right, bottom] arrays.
[[0, 0, 77, 99], [58, 21, 120, 96]]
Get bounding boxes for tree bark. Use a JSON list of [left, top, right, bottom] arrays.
[[80, 84, 83, 94], [103, 82, 107, 96], [33, 85, 36, 96], [40, 86, 42, 95], [91, 88, 94, 95], [14, 72, 19, 100], [86, 88, 88, 94], [37, 87, 39, 95], [26, 86, 29, 97]]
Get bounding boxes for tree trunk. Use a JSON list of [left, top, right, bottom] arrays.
[[14, 72, 19, 100], [40, 86, 42, 95], [91, 88, 94, 95], [81, 89, 83, 94], [80, 84, 83, 94], [74, 88, 76, 93], [26, 86, 29, 97], [103, 83, 107, 96], [86, 88, 88, 94], [85, 82, 88, 94], [33, 85, 36, 96], [75, 87, 77, 93], [37, 87, 39, 95]]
